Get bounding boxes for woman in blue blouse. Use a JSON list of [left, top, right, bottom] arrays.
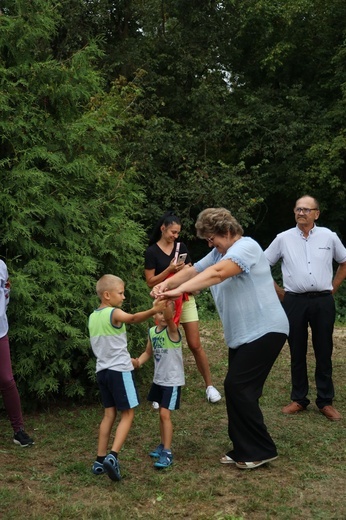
[[152, 208, 289, 470]]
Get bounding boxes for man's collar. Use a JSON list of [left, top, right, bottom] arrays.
[[296, 224, 316, 236]]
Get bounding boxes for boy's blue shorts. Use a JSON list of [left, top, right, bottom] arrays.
[[97, 369, 139, 410], [147, 383, 181, 410]]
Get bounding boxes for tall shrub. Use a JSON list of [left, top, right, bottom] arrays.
[[0, 0, 149, 402]]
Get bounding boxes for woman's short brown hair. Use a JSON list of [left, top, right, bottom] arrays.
[[195, 208, 243, 239]]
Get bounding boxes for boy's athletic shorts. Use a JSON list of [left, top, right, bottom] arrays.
[[97, 369, 139, 410], [147, 383, 182, 410]]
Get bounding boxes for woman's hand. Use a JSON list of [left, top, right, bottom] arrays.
[[150, 282, 165, 298], [151, 264, 197, 298], [169, 258, 185, 274], [157, 287, 184, 301]]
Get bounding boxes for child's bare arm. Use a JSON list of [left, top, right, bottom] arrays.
[[136, 339, 153, 368], [111, 298, 166, 326], [164, 303, 180, 342]]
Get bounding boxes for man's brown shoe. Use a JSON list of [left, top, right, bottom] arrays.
[[319, 405, 341, 421], [282, 402, 306, 414]]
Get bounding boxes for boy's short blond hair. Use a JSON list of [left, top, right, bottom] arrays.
[[96, 274, 124, 300]]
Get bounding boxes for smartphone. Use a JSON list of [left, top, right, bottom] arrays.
[[177, 253, 187, 264]]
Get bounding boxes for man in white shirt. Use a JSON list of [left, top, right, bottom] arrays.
[[265, 195, 346, 421]]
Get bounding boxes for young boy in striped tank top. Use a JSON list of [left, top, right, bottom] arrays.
[[134, 302, 185, 469], [89, 274, 165, 481]]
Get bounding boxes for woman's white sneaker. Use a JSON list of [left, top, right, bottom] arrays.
[[206, 386, 222, 403]]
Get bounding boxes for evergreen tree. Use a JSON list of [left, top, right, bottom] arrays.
[[0, 0, 149, 401]]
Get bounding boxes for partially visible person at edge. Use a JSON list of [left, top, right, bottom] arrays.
[[144, 211, 221, 404], [133, 301, 184, 470], [151, 208, 289, 470], [88, 274, 166, 482], [0, 260, 34, 447], [264, 195, 346, 422]]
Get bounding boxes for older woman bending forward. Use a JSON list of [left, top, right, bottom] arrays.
[[152, 208, 289, 470]]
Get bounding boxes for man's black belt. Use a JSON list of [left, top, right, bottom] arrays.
[[286, 291, 332, 298]]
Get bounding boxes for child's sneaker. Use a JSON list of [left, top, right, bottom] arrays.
[[154, 449, 173, 469], [103, 453, 121, 481], [92, 461, 106, 475], [13, 429, 34, 447], [149, 443, 164, 458]]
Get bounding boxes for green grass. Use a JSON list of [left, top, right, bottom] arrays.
[[0, 320, 345, 519]]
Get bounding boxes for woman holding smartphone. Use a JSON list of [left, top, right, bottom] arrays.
[[144, 211, 221, 403]]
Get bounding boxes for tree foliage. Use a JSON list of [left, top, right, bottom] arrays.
[[1, 0, 346, 402], [0, 0, 149, 402], [84, 0, 346, 239]]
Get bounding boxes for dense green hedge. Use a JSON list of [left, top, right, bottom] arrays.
[[1, 0, 345, 404]]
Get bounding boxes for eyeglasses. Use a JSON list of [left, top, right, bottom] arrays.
[[206, 236, 215, 244], [294, 207, 318, 214]]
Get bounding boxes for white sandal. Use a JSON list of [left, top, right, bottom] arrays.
[[236, 456, 278, 469], [220, 454, 236, 464]]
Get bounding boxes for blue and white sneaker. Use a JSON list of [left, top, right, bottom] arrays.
[[91, 461, 106, 475], [154, 449, 173, 469], [149, 443, 164, 458], [103, 453, 121, 481]]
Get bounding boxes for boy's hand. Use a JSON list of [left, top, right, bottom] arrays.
[[131, 358, 140, 369], [153, 298, 166, 312], [163, 301, 174, 321]]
